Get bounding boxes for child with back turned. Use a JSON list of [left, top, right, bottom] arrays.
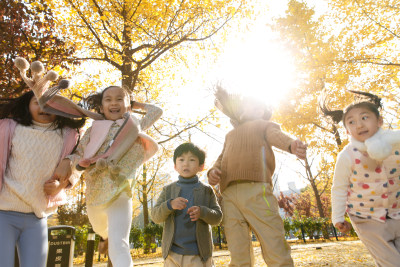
[[151, 143, 222, 267], [207, 86, 307, 267], [321, 90, 400, 267]]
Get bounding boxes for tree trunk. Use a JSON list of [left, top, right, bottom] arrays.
[[305, 159, 330, 239], [141, 164, 152, 254]]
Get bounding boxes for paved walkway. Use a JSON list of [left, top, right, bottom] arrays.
[[75, 240, 364, 266]]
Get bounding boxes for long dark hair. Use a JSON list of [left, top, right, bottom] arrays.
[[320, 90, 382, 125], [0, 90, 86, 129], [83, 86, 133, 114]]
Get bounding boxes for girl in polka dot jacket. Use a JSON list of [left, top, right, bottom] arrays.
[[321, 90, 400, 267]]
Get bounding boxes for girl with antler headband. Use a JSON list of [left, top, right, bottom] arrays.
[[321, 90, 400, 266], [9, 57, 162, 267], [0, 59, 86, 267], [66, 86, 162, 267]]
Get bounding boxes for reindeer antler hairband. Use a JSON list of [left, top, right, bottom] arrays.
[[14, 57, 103, 120]]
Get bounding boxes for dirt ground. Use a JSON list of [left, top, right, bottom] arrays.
[[76, 240, 375, 266], [212, 240, 374, 267]]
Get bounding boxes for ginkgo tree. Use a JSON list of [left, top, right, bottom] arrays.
[[45, 0, 252, 92], [37, 0, 255, 255], [270, 0, 400, 222]]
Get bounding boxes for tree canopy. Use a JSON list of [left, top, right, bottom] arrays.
[[0, 0, 78, 97]]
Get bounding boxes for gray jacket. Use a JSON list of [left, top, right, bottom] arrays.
[[151, 181, 222, 261]]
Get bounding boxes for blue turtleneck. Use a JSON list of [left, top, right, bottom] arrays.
[[170, 175, 200, 255]]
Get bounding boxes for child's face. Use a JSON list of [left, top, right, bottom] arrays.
[[344, 107, 383, 142], [240, 103, 264, 122], [100, 87, 131, 121], [174, 151, 204, 178], [29, 96, 56, 124]]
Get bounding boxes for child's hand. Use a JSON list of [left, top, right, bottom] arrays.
[[53, 159, 72, 184], [335, 221, 352, 233], [187, 206, 201, 221], [290, 139, 308, 160], [132, 101, 145, 110], [208, 168, 221, 186], [170, 197, 188, 210], [44, 179, 62, 197]]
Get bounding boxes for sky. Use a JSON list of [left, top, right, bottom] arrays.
[[163, 0, 329, 191]]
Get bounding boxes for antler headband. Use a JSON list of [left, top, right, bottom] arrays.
[[14, 57, 103, 120]]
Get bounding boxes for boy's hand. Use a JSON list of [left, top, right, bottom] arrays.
[[290, 139, 308, 160], [171, 197, 188, 210], [187, 206, 201, 221], [335, 221, 352, 233], [208, 168, 221, 186], [53, 159, 72, 184]]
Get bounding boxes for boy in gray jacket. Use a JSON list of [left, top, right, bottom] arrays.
[[151, 143, 222, 267]]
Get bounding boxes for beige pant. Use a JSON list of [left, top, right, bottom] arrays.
[[164, 251, 214, 267], [221, 182, 293, 267], [350, 215, 400, 267]]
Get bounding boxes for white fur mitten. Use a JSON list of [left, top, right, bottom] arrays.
[[365, 129, 400, 161]]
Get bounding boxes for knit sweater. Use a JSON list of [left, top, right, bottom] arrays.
[[0, 121, 75, 218], [210, 120, 294, 192]]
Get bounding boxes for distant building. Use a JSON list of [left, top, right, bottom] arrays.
[[281, 181, 300, 196], [276, 181, 302, 219]]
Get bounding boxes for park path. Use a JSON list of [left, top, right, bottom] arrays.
[[75, 240, 374, 266]]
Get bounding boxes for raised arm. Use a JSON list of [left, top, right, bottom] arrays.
[[133, 102, 163, 131], [264, 122, 294, 153]]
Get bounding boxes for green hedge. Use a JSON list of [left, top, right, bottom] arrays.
[[70, 217, 358, 254]]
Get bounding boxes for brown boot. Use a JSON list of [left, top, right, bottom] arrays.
[[98, 237, 108, 254]]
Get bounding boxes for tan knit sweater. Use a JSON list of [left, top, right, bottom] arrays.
[[210, 120, 294, 192], [0, 122, 64, 218]]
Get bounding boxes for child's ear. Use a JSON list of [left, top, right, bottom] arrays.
[[99, 106, 104, 113], [198, 164, 205, 172], [378, 116, 383, 127], [174, 164, 177, 171]]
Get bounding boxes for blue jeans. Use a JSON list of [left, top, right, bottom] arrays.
[[0, 210, 48, 267]]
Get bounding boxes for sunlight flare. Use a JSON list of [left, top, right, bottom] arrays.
[[215, 28, 296, 108]]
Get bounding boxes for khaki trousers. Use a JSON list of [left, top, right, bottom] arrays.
[[221, 182, 293, 267], [350, 215, 400, 267], [164, 251, 214, 267]]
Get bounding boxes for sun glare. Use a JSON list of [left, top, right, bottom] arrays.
[[215, 26, 296, 108]]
